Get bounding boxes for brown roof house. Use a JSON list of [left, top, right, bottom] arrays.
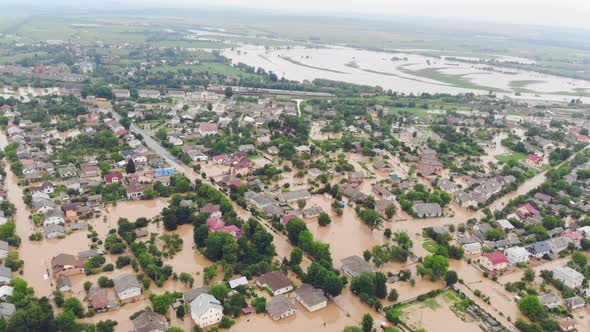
[[266, 296, 296, 320], [294, 283, 328, 312], [131, 310, 169, 332], [88, 287, 110, 313], [51, 254, 84, 277], [256, 270, 293, 296]]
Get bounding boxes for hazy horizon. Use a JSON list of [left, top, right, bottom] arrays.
[[3, 0, 590, 31]]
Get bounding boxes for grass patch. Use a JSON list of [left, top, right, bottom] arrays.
[[495, 153, 526, 163], [509, 80, 543, 93], [280, 56, 350, 74], [422, 299, 441, 310], [388, 107, 429, 119], [398, 65, 509, 93], [422, 239, 440, 254]]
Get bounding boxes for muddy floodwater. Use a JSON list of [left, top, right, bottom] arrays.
[[221, 45, 590, 102]]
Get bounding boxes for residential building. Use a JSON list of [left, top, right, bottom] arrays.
[[463, 242, 482, 255], [131, 310, 169, 332], [0, 267, 11, 285], [504, 247, 530, 265], [412, 203, 442, 218], [479, 252, 509, 272], [277, 189, 311, 204], [341, 255, 373, 277], [51, 254, 84, 276], [552, 266, 584, 289], [266, 296, 296, 320], [294, 283, 328, 312], [256, 271, 292, 296], [190, 293, 223, 328], [114, 274, 142, 300], [183, 287, 209, 304], [539, 293, 561, 309], [564, 296, 585, 310]]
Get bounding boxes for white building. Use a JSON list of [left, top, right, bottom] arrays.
[[504, 246, 530, 265], [114, 274, 142, 300], [463, 242, 482, 255], [553, 266, 584, 289], [294, 283, 327, 312], [190, 293, 223, 328]]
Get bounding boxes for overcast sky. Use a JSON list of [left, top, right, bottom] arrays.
[[144, 0, 590, 29]]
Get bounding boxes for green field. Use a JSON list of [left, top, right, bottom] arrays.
[[495, 153, 526, 163], [389, 107, 430, 119]]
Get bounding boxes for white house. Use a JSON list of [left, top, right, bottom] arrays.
[[42, 209, 65, 226], [294, 283, 327, 312], [256, 271, 293, 296], [114, 274, 142, 300], [504, 247, 530, 265], [553, 266, 584, 289], [463, 242, 482, 255], [190, 293, 223, 328]]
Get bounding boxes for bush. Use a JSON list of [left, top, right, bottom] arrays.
[[219, 317, 235, 329], [98, 276, 114, 288]]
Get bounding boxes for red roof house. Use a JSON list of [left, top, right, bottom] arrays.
[[104, 173, 124, 184], [480, 252, 509, 272]]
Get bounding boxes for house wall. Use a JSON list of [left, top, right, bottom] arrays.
[[118, 287, 141, 300], [193, 307, 222, 327], [272, 308, 295, 320]]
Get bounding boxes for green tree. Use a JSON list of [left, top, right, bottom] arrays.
[[179, 272, 195, 287], [387, 289, 399, 302], [445, 271, 458, 286], [286, 218, 307, 245], [361, 314, 374, 332], [209, 283, 229, 302], [318, 212, 332, 226], [290, 247, 303, 265], [63, 297, 85, 317], [252, 297, 266, 313], [152, 292, 176, 315], [518, 295, 547, 321], [224, 87, 233, 98], [522, 268, 535, 282]]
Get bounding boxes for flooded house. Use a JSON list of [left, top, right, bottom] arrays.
[[44, 224, 66, 239], [340, 255, 373, 278], [564, 296, 585, 310], [0, 267, 11, 286], [256, 271, 293, 296], [302, 206, 324, 219], [131, 310, 169, 332], [504, 247, 530, 265], [0, 241, 8, 259], [411, 202, 443, 218], [266, 296, 296, 320], [552, 266, 584, 289], [190, 293, 223, 328], [539, 293, 561, 309], [372, 184, 395, 201], [479, 252, 508, 272], [51, 254, 84, 277], [56, 275, 72, 293], [277, 189, 311, 204], [114, 274, 142, 300], [88, 287, 110, 313], [294, 283, 328, 312], [183, 287, 209, 304]]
